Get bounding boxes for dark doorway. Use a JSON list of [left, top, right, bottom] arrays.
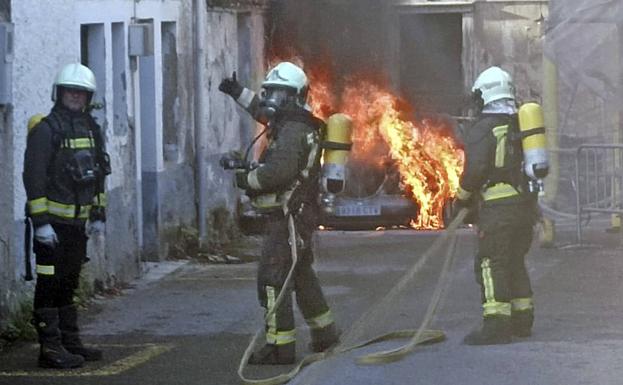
[[400, 13, 463, 116]]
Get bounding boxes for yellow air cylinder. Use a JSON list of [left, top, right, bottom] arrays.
[[27, 113, 45, 133], [518, 103, 549, 180], [322, 113, 353, 194]]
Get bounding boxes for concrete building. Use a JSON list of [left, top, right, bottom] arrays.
[[0, 0, 551, 331], [0, 0, 267, 328]]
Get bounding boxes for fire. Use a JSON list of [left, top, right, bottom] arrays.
[[269, 58, 464, 229]]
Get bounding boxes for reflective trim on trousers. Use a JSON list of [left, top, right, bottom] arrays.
[[305, 310, 334, 330], [481, 257, 511, 316], [266, 329, 296, 346], [36, 264, 55, 276], [511, 297, 534, 312], [264, 286, 296, 345], [483, 301, 512, 317], [266, 286, 277, 335]]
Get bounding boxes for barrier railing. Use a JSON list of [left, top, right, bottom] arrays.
[[574, 144, 623, 243]]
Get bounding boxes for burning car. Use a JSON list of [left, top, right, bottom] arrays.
[[310, 77, 464, 230], [239, 60, 464, 233], [319, 152, 418, 230]]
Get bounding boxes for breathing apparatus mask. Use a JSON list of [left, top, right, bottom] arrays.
[[471, 89, 485, 114], [66, 150, 97, 184], [258, 86, 301, 122]]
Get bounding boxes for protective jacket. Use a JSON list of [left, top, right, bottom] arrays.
[[236, 89, 323, 214], [459, 113, 532, 206], [23, 105, 108, 227]]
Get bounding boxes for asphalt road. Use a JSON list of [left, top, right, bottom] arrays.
[[1, 220, 622, 385]]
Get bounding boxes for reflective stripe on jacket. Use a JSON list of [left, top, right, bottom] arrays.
[[459, 114, 526, 205], [23, 105, 108, 227]]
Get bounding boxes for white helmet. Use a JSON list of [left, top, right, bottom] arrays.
[[262, 62, 308, 94], [51, 63, 97, 101], [471, 66, 515, 105]]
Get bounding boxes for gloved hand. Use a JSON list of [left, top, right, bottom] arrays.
[[219, 150, 246, 170], [218, 71, 243, 99], [34, 224, 58, 248], [86, 220, 106, 236], [235, 170, 251, 190]]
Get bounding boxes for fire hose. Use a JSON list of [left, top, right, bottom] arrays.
[[238, 208, 468, 385]]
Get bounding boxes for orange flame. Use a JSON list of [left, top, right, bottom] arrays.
[[269, 58, 464, 229]]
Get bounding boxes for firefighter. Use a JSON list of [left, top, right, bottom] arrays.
[[23, 63, 111, 368], [454, 66, 537, 345], [219, 62, 339, 364]]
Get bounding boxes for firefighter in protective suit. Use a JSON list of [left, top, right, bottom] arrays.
[[219, 62, 339, 364], [455, 66, 537, 345], [23, 63, 110, 368]]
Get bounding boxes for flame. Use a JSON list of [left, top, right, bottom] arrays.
[[268, 58, 464, 229]]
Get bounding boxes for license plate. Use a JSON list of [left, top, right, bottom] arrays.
[[334, 205, 381, 217]]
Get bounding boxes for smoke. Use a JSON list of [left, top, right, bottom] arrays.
[[267, 0, 389, 82], [265, 1, 463, 205]]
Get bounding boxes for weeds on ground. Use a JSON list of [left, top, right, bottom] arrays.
[[0, 270, 96, 349], [73, 270, 95, 309], [0, 299, 36, 349]]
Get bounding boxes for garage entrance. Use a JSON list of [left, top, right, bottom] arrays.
[[399, 12, 464, 116]]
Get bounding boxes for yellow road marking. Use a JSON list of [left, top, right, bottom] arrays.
[[0, 343, 174, 377]]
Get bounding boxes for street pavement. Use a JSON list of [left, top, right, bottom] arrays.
[[1, 218, 622, 385]]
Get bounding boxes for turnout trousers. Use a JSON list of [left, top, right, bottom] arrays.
[[257, 209, 334, 347], [33, 223, 88, 310], [474, 204, 536, 318]]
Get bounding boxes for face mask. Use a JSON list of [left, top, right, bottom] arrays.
[[259, 87, 293, 121]]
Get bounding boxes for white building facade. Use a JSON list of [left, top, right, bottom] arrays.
[[0, 0, 266, 326]]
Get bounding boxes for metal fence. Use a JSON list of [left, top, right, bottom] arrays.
[[574, 144, 623, 243]]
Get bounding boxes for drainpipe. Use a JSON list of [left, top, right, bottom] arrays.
[[542, 54, 559, 207], [193, 0, 207, 245]]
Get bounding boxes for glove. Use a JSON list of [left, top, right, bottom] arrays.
[[219, 150, 246, 170], [86, 220, 106, 236], [218, 71, 243, 99], [34, 224, 58, 248], [235, 170, 251, 190]]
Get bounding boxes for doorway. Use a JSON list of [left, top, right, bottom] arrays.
[[399, 13, 463, 116]]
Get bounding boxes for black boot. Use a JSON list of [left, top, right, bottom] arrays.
[[58, 305, 103, 361], [309, 323, 339, 353], [463, 315, 512, 345], [33, 308, 85, 369], [248, 343, 295, 365], [511, 310, 534, 337]]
